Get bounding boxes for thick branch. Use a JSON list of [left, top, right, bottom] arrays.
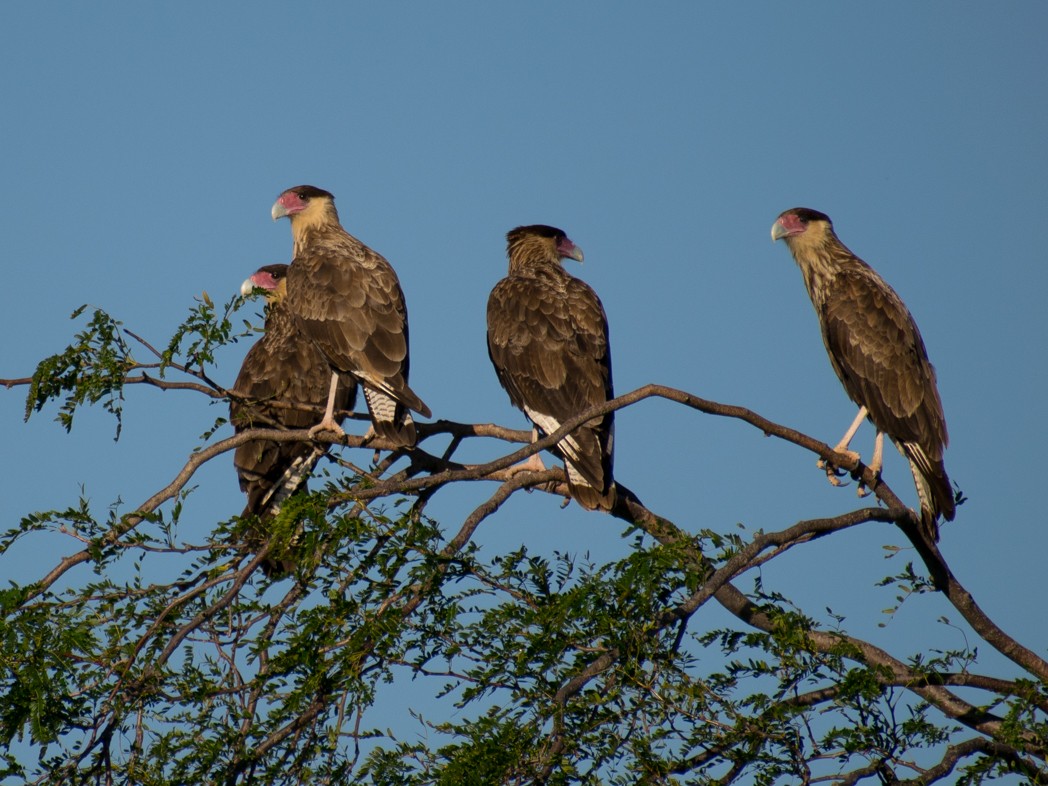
[[898, 737, 1048, 785]]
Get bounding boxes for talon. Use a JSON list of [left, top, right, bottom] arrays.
[[506, 452, 547, 477], [856, 466, 881, 498], [826, 468, 849, 487], [817, 454, 850, 486], [308, 419, 345, 439]]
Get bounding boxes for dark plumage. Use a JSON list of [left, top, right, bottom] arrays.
[[487, 225, 616, 511], [772, 207, 954, 541], [271, 185, 430, 447], [231, 263, 357, 574]]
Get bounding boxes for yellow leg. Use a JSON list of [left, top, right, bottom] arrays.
[[308, 372, 346, 438], [856, 430, 884, 498], [818, 406, 867, 486]]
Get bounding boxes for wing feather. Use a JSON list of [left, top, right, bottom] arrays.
[[287, 234, 430, 420], [231, 301, 357, 573], [778, 210, 954, 535], [487, 268, 614, 505], [820, 267, 947, 459], [231, 304, 357, 512]]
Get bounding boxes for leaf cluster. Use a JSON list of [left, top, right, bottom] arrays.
[[24, 306, 135, 437]]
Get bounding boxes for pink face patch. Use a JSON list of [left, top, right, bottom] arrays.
[[277, 190, 307, 215], [251, 271, 279, 291], [779, 212, 806, 235]]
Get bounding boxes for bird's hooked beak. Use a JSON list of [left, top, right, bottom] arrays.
[[771, 211, 810, 242], [271, 199, 290, 221], [240, 269, 281, 297], [558, 238, 584, 264]]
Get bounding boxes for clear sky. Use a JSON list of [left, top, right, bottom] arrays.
[[2, 1, 1046, 771]]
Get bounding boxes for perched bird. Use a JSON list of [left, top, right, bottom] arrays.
[[487, 225, 616, 511], [772, 207, 954, 541], [271, 185, 430, 447], [231, 263, 357, 574]]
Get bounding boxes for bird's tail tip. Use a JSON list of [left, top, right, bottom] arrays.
[[371, 417, 418, 449], [903, 445, 954, 539], [569, 481, 617, 512]]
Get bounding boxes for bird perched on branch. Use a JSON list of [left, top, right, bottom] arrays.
[[772, 207, 955, 541], [487, 225, 616, 511], [271, 185, 430, 447], [231, 263, 357, 574]]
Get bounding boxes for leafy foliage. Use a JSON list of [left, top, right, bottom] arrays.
[[161, 291, 243, 378], [1, 297, 1046, 784], [24, 306, 135, 438]]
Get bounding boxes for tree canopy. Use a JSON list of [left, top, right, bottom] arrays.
[[1, 295, 1045, 785]]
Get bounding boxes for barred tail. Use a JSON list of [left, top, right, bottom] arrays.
[[901, 442, 955, 543], [363, 386, 417, 448]]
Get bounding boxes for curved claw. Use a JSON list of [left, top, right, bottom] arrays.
[[819, 460, 850, 487], [855, 466, 882, 498], [308, 419, 345, 439], [817, 448, 860, 488], [505, 452, 547, 477]]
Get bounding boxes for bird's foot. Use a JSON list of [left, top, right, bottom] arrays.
[[817, 448, 860, 487], [506, 452, 547, 477], [856, 468, 881, 498], [308, 418, 345, 439], [355, 427, 386, 463]]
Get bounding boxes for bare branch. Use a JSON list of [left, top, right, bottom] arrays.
[[898, 738, 1048, 785]]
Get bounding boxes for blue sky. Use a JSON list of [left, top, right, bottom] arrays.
[[2, 1, 1046, 770]]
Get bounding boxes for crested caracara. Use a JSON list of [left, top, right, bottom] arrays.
[[232, 263, 357, 574], [487, 225, 616, 511], [772, 207, 955, 541], [272, 185, 430, 448]]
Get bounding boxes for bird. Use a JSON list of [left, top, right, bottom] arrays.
[[486, 224, 616, 511], [772, 207, 954, 541], [231, 263, 357, 574], [271, 185, 430, 448]]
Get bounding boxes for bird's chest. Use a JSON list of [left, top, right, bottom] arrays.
[[802, 266, 837, 313]]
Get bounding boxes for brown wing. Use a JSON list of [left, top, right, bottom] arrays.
[[820, 266, 947, 457], [231, 303, 357, 517], [487, 269, 614, 505], [287, 237, 430, 418], [820, 266, 953, 529]]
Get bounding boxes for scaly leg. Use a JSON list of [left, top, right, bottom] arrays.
[[856, 430, 884, 498], [506, 427, 548, 476], [308, 371, 346, 438], [818, 406, 867, 486]]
